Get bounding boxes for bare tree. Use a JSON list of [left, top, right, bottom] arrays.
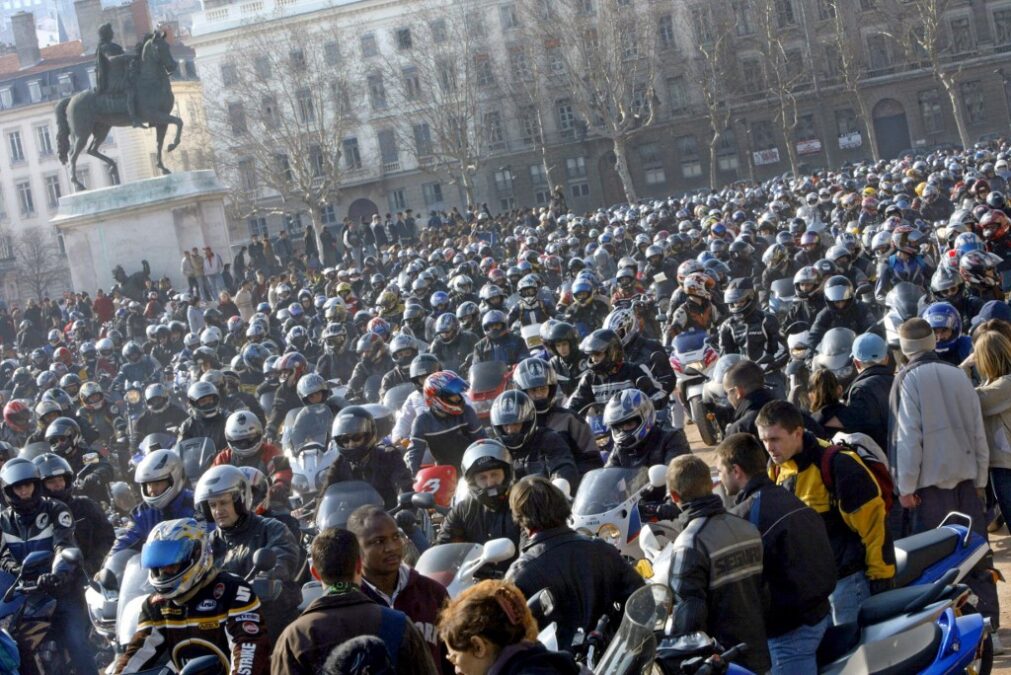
[[825, 0, 880, 161], [518, 0, 662, 202], [381, 8, 498, 206], [204, 21, 360, 254], [498, 40, 560, 191], [881, 0, 970, 148], [14, 228, 67, 301]]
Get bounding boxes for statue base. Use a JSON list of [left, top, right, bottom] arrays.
[[51, 170, 232, 295]]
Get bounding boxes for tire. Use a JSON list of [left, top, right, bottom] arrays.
[[690, 398, 718, 447], [960, 601, 994, 675]]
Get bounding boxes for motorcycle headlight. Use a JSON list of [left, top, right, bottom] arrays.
[[597, 523, 621, 547], [125, 390, 142, 405], [576, 527, 595, 538]]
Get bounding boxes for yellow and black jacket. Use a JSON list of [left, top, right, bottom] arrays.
[[770, 432, 895, 581]]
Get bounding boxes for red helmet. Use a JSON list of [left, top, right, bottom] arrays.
[[366, 317, 391, 341], [53, 347, 73, 366], [273, 352, 307, 384], [980, 209, 1010, 241], [423, 371, 469, 417], [3, 400, 30, 432]]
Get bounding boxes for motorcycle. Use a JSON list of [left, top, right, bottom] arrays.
[[569, 465, 668, 560], [881, 282, 924, 362], [174, 437, 216, 485], [413, 537, 516, 598], [669, 329, 720, 447], [282, 404, 337, 518], [86, 549, 135, 653], [467, 361, 512, 426], [894, 512, 993, 590]]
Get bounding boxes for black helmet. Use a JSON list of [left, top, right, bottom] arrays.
[[461, 439, 513, 511], [409, 354, 443, 386], [724, 278, 757, 315], [389, 334, 419, 367], [45, 417, 82, 457], [579, 329, 623, 374], [512, 358, 558, 413], [331, 406, 377, 463], [490, 390, 537, 450], [122, 341, 143, 363], [0, 458, 42, 514], [543, 321, 579, 359], [33, 452, 74, 502]]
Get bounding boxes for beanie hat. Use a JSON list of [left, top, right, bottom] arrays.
[[899, 318, 936, 357]]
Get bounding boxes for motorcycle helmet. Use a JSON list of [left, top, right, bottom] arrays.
[[512, 358, 558, 413], [954, 232, 985, 257], [793, 266, 822, 300], [135, 449, 184, 509], [429, 290, 451, 316], [543, 321, 579, 359], [58, 373, 82, 398], [41, 388, 73, 416], [331, 405, 378, 463], [242, 343, 270, 371], [456, 301, 480, 327], [274, 351, 308, 384], [482, 310, 508, 340], [762, 243, 789, 270], [603, 388, 656, 452], [34, 400, 62, 431], [490, 390, 537, 450], [194, 464, 253, 523], [53, 347, 73, 367], [33, 452, 74, 502], [35, 371, 57, 393], [434, 313, 460, 344], [45, 417, 81, 457], [461, 439, 513, 511], [930, 265, 963, 300], [141, 518, 214, 600], [186, 381, 221, 419], [579, 329, 623, 375], [2, 400, 30, 433], [959, 250, 1000, 287], [389, 333, 419, 368], [238, 467, 270, 514], [321, 322, 348, 353], [0, 458, 42, 514], [423, 371, 469, 417], [824, 275, 855, 310], [409, 354, 443, 388], [286, 325, 310, 352], [224, 410, 264, 459], [296, 373, 329, 406], [683, 272, 712, 302], [355, 332, 387, 363], [30, 347, 48, 370], [144, 383, 171, 413], [921, 302, 962, 354], [724, 278, 757, 315]]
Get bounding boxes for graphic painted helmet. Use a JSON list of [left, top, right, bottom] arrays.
[[603, 388, 656, 452], [512, 357, 558, 413], [141, 518, 214, 600], [604, 307, 639, 347], [423, 371, 468, 417]]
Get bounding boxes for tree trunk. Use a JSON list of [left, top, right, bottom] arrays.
[[939, 71, 971, 149], [853, 89, 880, 162], [709, 128, 721, 190], [779, 107, 800, 176], [612, 135, 638, 203], [308, 206, 327, 266], [460, 170, 475, 207]]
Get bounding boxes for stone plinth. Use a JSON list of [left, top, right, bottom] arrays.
[[51, 170, 231, 294]]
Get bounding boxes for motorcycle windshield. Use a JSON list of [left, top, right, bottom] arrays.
[[286, 404, 334, 456], [175, 437, 216, 481], [315, 481, 384, 531], [770, 278, 795, 301], [414, 543, 482, 588], [673, 329, 707, 355], [116, 553, 152, 647], [469, 361, 507, 393], [382, 383, 416, 411], [886, 282, 924, 320], [594, 584, 674, 675], [138, 432, 176, 454], [572, 468, 647, 515], [18, 441, 50, 461]]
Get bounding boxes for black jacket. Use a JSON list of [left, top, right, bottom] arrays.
[[512, 427, 578, 486], [605, 426, 690, 469], [315, 350, 358, 383], [323, 444, 414, 509], [718, 308, 781, 367], [68, 495, 115, 577], [506, 526, 644, 650], [435, 495, 522, 548], [134, 404, 189, 444], [486, 641, 585, 675], [265, 381, 302, 438], [725, 387, 826, 439], [566, 362, 662, 415], [625, 334, 676, 396], [836, 364, 894, 451], [347, 355, 395, 402], [177, 411, 228, 453], [471, 334, 530, 368], [379, 366, 412, 400], [808, 300, 882, 351], [728, 476, 835, 637], [669, 494, 770, 673], [429, 331, 479, 375], [539, 406, 602, 476]]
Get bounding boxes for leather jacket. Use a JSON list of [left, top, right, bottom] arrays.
[[178, 411, 228, 452], [471, 334, 530, 368], [435, 495, 522, 549], [605, 426, 690, 469], [323, 444, 414, 509], [429, 331, 479, 375], [717, 307, 783, 367]]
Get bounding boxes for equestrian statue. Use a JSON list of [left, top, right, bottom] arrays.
[[56, 25, 183, 191]]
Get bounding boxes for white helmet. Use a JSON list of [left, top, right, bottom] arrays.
[[199, 326, 222, 347], [224, 410, 263, 458], [134, 449, 184, 509], [194, 465, 252, 522]]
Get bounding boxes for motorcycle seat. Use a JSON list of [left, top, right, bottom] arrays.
[[893, 527, 960, 587], [857, 581, 959, 628], [818, 621, 942, 673], [816, 621, 860, 666]]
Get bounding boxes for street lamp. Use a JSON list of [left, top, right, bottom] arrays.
[[995, 68, 1011, 137], [736, 117, 756, 184]]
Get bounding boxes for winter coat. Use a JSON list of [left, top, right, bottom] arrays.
[[976, 374, 1011, 471]]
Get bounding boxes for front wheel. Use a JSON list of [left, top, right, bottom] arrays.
[[690, 398, 718, 447]]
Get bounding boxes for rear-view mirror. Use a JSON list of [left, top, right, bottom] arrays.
[[648, 465, 667, 489]]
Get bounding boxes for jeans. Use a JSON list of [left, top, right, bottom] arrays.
[[768, 614, 830, 674], [829, 571, 869, 626], [990, 467, 1011, 530]]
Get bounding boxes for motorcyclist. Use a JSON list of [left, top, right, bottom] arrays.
[[435, 439, 522, 552], [113, 340, 161, 389], [76, 380, 126, 452], [45, 416, 113, 504], [34, 452, 114, 577], [177, 381, 229, 451], [470, 309, 530, 367], [922, 301, 973, 366], [429, 313, 478, 374], [265, 351, 309, 439], [667, 272, 721, 342], [110, 448, 194, 554], [490, 390, 577, 486], [133, 382, 188, 444], [785, 265, 826, 327], [0, 400, 31, 448], [512, 357, 601, 476], [315, 322, 356, 383], [603, 388, 690, 468], [562, 277, 609, 336], [322, 405, 413, 509], [391, 353, 441, 446], [542, 321, 584, 395], [874, 225, 932, 300], [113, 518, 271, 675], [380, 333, 418, 399], [406, 370, 487, 474], [808, 276, 881, 350], [0, 458, 98, 675], [195, 465, 300, 642], [605, 307, 676, 404], [566, 329, 663, 415], [220, 365, 267, 421], [346, 332, 393, 403], [212, 411, 292, 507], [718, 277, 784, 370], [508, 274, 555, 327]]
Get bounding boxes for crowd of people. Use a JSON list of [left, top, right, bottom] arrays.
[[0, 143, 1008, 674]]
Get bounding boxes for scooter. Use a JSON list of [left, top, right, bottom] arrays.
[[413, 537, 516, 598], [282, 404, 338, 520], [669, 329, 720, 447]]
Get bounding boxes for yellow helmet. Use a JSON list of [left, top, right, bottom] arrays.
[[142, 518, 213, 599]]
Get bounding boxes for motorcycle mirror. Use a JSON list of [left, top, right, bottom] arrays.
[[552, 477, 571, 500], [481, 538, 516, 565], [397, 492, 414, 508], [527, 588, 555, 618], [648, 465, 667, 489], [98, 568, 118, 592], [394, 510, 416, 530], [60, 547, 83, 566], [411, 492, 435, 509], [252, 548, 277, 573]]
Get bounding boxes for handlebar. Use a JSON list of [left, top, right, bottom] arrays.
[[694, 643, 748, 675]]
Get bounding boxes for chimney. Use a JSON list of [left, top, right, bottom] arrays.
[[11, 13, 40, 69], [74, 0, 102, 52]]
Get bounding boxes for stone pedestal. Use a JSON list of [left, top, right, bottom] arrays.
[[51, 170, 231, 294]]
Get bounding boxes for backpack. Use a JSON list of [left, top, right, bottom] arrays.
[[820, 432, 895, 512]]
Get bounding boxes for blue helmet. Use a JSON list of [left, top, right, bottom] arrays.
[[602, 388, 655, 452], [429, 291, 450, 312], [921, 302, 961, 353]]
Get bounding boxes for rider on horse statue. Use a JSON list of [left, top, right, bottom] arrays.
[[95, 23, 142, 128]]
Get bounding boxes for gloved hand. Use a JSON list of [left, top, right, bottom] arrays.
[[868, 577, 895, 595], [37, 572, 65, 594], [270, 455, 290, 473]]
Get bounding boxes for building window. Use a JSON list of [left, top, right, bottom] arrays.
[[493, 168, 514, 194], [835, 108, 859, 135], [228, 102, 246, 134], [950, 17, 973, 53], [367, 73, 387, 111], [465, 11, 487, 37], [309, 145, 325, 177], [220, 63, 237, 86], [557, 99, 576, 138], [296, 88, 314, 123], [261, 94, 279, 128], [638, 142, 661, 166], [35, 125, 52, 156], [918, 88, 944, 132], [867, 34, 890, 70], [254, 54, 271, 78], [751, 120, 776, 149], [733, 1, 754, 34], [509, 46, 531, 80], [413, 123, 433, 157], [343, 137, 362, 169], [430, 19, 447, 43], [0, 86, 12, 109], [484, 111, 505, 149], [534, 188, 550, 205], [741, 59, 764, 93], [284, 212, 304, 234], [361, 33, 378, 58], [474, 53, 495, 87], [529, 163, 548, 186], [238, 158, 256, 191], [275, 153, 292, 182], [16, 180, 33, 216], [776, 0, 795, 27], [996, 9, 1011, 46], [565, 156, 587, 180], [520, 106, 541, 144], [961, 80, 985, 125], [644, 167, 666, 185], [667, 76, 687, 113], [320, 203, 338, 225], [546, 44, 565, 75], [500, 4, 519, 29], [247, 217, 268, 237], [377, 128, 399, 169], [716, 129, 739, 171], [675, 134, 702, 178], [402, 66, 422, 100], [57, 73, 74, 96], [570, 182, 590, 198], [499, 197, 516, 211], [388, 189, 407, 211], [396, 27, 412, 50], [289, 48, 306, 69], [422, 181, 443, 206], [44, 174, 60, 208], [576, 0, 594, 16], [796, 113, 817, 141], [7, 131, 23, 163], [437, 59, 457, 93], [658, 14, 675, 49], [691, 7, 713, 43]]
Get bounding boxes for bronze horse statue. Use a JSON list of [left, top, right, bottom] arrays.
[[56, 31, 183, 191]]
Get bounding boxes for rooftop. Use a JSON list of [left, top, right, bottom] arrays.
[[0, 39, 86, 78]]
